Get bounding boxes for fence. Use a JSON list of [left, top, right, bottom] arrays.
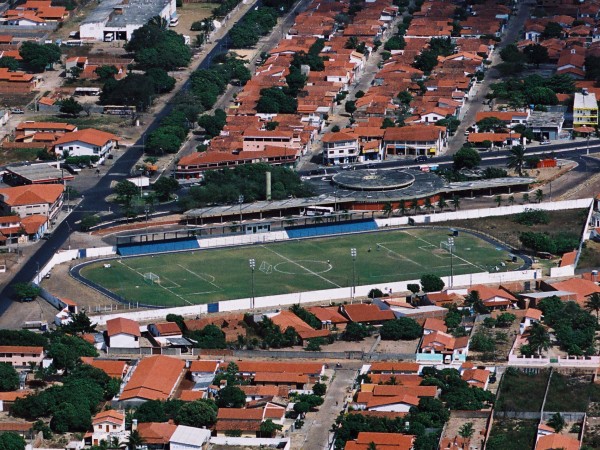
[[209, 437, 290, 449], [227, 349, 415, 361]]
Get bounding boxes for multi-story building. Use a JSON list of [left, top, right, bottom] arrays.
[[0, 345, 44, 367], [573, 92, 598, 128], [322, 132, 360, 165]]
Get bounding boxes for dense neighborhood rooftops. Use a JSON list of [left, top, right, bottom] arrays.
[[120, 355, 184, 401], [341, 303, 396, 323], [0, 345, 43, 353], [92, 410, 124, 426], [106, 317, 140, 337], [137, 422, 177, 445], [0, 184, 63, 206], [81, 357, 127, 378], [53, 129, 119, 147]]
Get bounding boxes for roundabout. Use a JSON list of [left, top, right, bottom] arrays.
[[332, 169, 415, 191]]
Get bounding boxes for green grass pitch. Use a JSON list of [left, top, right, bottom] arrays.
[[80, 228, 520, 307]]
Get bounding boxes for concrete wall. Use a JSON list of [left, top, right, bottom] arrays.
[[375, 198, 593, 227], [209, 437, 290, 449], [549, 265, 575, 278], [197, 230, 288, 248]]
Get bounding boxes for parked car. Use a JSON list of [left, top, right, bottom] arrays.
[[540, 140, 551, 145], [11, 108, 24, 114], [415, 155, 428, 162]]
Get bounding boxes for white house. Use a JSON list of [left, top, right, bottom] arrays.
[[364, 394, 420, 412], [90, 410, 129, 447], [519, 308, 543, 335], [322, 131, 360, 165], [189, 360, 220, 388], [169, 425, 211, 450], [53, 128, 119, 160], [423, 318, 447, 335], [417, 331, 469, 364], [105, 317, 140, 348], [80, 0, 176, 41]]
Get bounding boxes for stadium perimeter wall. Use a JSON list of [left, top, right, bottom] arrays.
[[88, 268, 541, 326]]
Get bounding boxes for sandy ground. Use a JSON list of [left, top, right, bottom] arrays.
[[172, 3, 217, 37], [442, 413, 489, 450]]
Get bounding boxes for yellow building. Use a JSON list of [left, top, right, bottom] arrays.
[[573, 91, 598, 127]]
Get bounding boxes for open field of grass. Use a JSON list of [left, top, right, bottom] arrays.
[[79, 227, 520, 306], [36, 115, 131, 136], [545, 373, 600, 412], [487, 419, 537, 450], [496, 368, 549, 413]]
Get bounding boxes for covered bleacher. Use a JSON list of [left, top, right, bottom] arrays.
[[285, 219, 378, 239], [117, 237, 200, 256]]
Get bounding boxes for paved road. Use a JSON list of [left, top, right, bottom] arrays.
[[291, 366, 359, 450], [0, 0, 273, 313], [449, 1, 533, 153]]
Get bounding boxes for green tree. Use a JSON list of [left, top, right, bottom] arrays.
[[420, 274, 444, 293], [380, 318, 422, 340], [127, 430, 145, 450], [100, 74, 156, 111], [59, 97, 83, 117], [114, 180, 139, 206], [94, 65, 119, 81], [166, 314, 185, 330], [477, 117, 505, 132], [175, 399, 218, 427], [470, 332, 495, 353], [382, 201, 393, 218], [459, 422, 475, 439], [345, 100, 357, 117], [216, 386, 245, 408], [256, 87, 297, 114], [312, 382, 326, 396], [496, 313, 516, 327], [80, 214, 99, 231], [368, 288, 383, 299], [146, 127, 183, 154], [19, 42, 61, 72], [413, 49, 438, 73], [527, 322, 550, 355], [285, 66, 306, 97], [584, 293, 600, 321], [534, 188, 544, 203], [547, 412, 565, 432], [11, 282, 41, 301], [341, 322, 369, 341], [153, 177, 179, 201], [453, 147, 481, 170], [542, 22, 563, 39], [494, 195, 502, 207], [146, 68, 176, 93], [198, 109, 227, 138], [46, 334, 98, 371], [259, 419, 282, 437], [507, 145, 526, 176], [60, 312, 97, 335], [0, 432, 25, 450], [0, 363, 19, 391], [0, 57, 20, 71], [451, 196, 460, 211], [522, 192, 530, 203], [523, 44, 549, 67]]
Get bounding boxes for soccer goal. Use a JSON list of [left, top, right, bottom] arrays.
[[143, 272, 160, 284], [259, 261, 272, 274]]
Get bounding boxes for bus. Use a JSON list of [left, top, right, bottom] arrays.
[[302, 206, 334, 216], [103, 105, 136, 115]]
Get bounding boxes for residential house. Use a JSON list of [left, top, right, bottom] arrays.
[[137, 422, 177, 449], [15, 121, 77, 142], [215, 404, 286, 437], [526, 111, 565, 141], [189, 360, 220, 388], [53, 129, 119, 160], [270, 310, 330, 343], [381, 125, 447, 157], [474, 111, 530, 128], [81, 357, 128, 379], [423, 318, 447, 335], [148, 322, 182, 338], [556, 48, 585, 79], [0, 68, 40, 93], [573, 92, 598, 127], [307, 305, 349, 330], [119, 355, 185, 405], [417, 331, 469, 364], [467, 132, 522, 148], [0, 345, 44, 367], [0, 214, 49, 244], [0, 390, 33, 412], [520, 308, 543, 334], [184, 314, 247, 343], [345, 432, 415, 450], [88, 410, 128, 447], [240, 385, 289, 402], [322, 131, 360, 165], [461, 368, 491, 389], [253, 372, 309, 389], [235, 361, 325, 381], [425, 291, 464, 306], [544, 277, 600, 306], [367, 362, 419, 374], [468, 285, 518, 310], [340, 303, 396, 325], [535, 432, 580, 450], [105, 317, 140, 348], [0, 184, 63, 221], [360, 393, 420, 412], [169, 425, 211, 450]]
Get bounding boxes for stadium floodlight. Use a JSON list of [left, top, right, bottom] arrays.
[[448, 237, 454, 287], [249, 258, 255, 309], [239, 195, 244, 225], [350, 248, 357, 302]]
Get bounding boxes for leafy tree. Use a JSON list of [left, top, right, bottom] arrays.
[[483, 317, 497, 328], [100, 74, 156, 111], [341, 322, 370, 341], [257, 87, 297, 114], [290, 304, 321, 329], [453, 147, 481, 170], [459, 422, 475, 439], [198, 109, 227, 138], [523, 44, 549, 67], [496, 313, 516, 327], [312, 382, 327, 396], [80, 214, 99, 231], [153, 177, 179, 201], [19, 42, 61, 72], [146, 68, 176, 93], [11, 282, 41, 301], [444, 308, 462, 329], [259, 419, 282, 437], [534, 188, 544, 203], [345, 100, 357, 117], [188, 324, 226, 349], [435, 117, 460, 134], [470, 332, 495, 353], [529, 86, 558, 105], [175, 399, 218, 427], [476, 117, 505, 132], [59, 97, 83, 117], [0, 57, 20, 71], [146, 126, 184, 154], [94, 65, 118, 81], [0, 432, 25, 450], [420, 274, 444, 293], [547, 412, 565, 432], [413, 49, 438, 73], [305, 338, 324, 351], [542, 22, 563, 39], [384, 35, 406, 51], [380, 318, 422, 340], [166, 314, 185, 330], [60, 312, 97, 335], [285, 65, 306, 97], [506, 144, 526, 176], [114, 180, 139, 207], [0, 363, 19, 391], [500, 44, 525, 64], [46, 334, 98, 371], [527, 322, 550, 355], [0, 330, 48, 347], [127, 430, 145, 450], [368, 288, 383, 299], [216, 385, 246, 408]]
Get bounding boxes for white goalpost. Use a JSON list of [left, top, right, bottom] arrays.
[[143, 272, 160, 284]]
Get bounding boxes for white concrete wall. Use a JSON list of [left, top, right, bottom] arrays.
[[375, 198, 593, 227], [209, 437, 290, 449], [197, 230, 288, 248], [109, 333, 138, 348], [549, 265, 575, 278]]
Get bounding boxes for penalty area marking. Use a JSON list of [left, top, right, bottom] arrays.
[[177, 264, 221, 290]]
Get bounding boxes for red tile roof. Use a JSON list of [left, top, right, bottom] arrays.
[[106, 317, 140, 337], [179, 390, 205, 401], [307, 306, 349, 324], [536, 433, 580, 450], [0, 184, 63, 207], [189, 360, 220, 373], [559, 250, 577, 267], [0, 390, 33, 401], [92, 410, 124, 426], [120, 356, 184, 401], [137, 422, 177, 445], [0, 345, 43, 354], [150, 321, 181, 336], [53, 128, 118, 147], [253, 372, 308, 384], [423, 318, 447, 333], [217, 408, 263, 421], [368, 362, 419, 373], [271, 311, 330, 340], [236, 361, 323, 375], [341, 303, 395, 323], [81, 357, 127, 379]]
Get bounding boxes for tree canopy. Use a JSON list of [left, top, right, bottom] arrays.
[[19, 42, 61, 72], [216, 385, 246, 408], [453, 147, 481, 170], [420, 274, 445, 293], [175, 399, 218, 427], [0, 363, 19, 391], [380, 318, 422, 340]]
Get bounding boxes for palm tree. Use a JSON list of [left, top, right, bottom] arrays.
[[451, 195, 460, 211], [507, 145, 526, 176], [528, 322, 550, 356], [382, 201, 393, 218], [459, 422, 475, 439], [127, 430, 144, 450], [535, 188, 544, 203], [149, 15, 168, 29], [522, 192, 530, 204], [399, 199, 407, 216], [494, 195, 502, 207], [437, 197, 448, 212], [508, 195, 515, 205], [411, 199, 419, 215], [585, 293, 600, 321], [424, 197, 432, 213]]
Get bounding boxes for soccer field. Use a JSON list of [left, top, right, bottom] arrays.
[[79, 228, 520, 307]]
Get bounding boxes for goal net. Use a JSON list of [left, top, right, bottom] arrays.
[[259, 261, 272, 274], [440, 241, 454, 252], [143, 272, 160, 284]]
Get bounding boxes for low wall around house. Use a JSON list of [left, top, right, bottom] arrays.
[[508, 354, 600, 368], [209, 437, 290, 450], [549, 265, 575, 278]]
